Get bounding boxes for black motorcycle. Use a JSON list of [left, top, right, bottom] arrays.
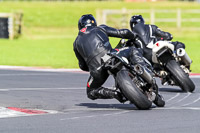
[[98, 51, 165, 110]]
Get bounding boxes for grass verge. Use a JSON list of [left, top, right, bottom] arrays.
[[0, 1, 199, 72]]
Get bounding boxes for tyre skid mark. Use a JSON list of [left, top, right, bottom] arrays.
[[60, 110, 131, 121], [61, 104, 200, 121], [166, 93, 180, 102], [167, 93, 192, 107], [181, 95, 200, 107]]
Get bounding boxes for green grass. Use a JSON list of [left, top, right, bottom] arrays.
[[0, 1, 200, 72], [0, 38, 77, 68]]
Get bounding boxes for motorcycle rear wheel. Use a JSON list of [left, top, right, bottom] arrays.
[[166, 60, 195, 92], [116, 68, 152, 110]]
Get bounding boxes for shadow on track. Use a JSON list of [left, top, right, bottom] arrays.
[[159, 87, 183, 93], [76, 103, 156, 110], [77, 103, 137, 110]]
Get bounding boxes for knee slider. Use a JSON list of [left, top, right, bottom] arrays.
[[87, 89, 97, 100]]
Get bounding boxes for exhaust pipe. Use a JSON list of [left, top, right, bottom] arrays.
[[177, 48, 192, 66], [134, 64, 153, 84]]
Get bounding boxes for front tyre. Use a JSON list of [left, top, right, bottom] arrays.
[[166, 60, 195, 92], [116, 68, 152, 110]]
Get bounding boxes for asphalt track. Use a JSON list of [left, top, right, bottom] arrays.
[[0, 68, 200, 133]]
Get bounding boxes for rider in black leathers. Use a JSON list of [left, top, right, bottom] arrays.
[[73, 14, 148, 103], [126, 15, 185, 64]]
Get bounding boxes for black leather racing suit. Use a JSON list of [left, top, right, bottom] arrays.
[[126, 23, 185, 63], [73, 25, 139, 101]]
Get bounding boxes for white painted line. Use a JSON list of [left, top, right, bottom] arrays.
[[60, 102, 200, 121], [190, 75, 200, 78], [62, 106, 200, 121], [181, 95, 200, 107], [63, 108, 129, 111], [61, 105, 200, 121], [0, 65, 199, 76], [0, 86, 116, 91], [103, 113, 113, 116], [0, 66, 87, 73], [0, 73, 64, 76], [0, 89, 10, 91], [0, 87, 86, 91], [166, 93, 180, 102], [155, 107, 200, 111], [113, 111, 131, 115]]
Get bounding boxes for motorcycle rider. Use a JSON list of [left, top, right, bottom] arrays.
[[124, 15, 187, 85], [73, 14, 149, 103], [126, 15, 185, 64]]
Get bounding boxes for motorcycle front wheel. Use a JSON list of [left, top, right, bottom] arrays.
[[115, 67, 152, 110], [166, 60, 195, 92]]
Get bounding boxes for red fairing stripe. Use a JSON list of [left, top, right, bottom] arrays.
[[7, 107, 48, 114], [87, 82, 90, 88], [156, 43, 159, 47], [115, 49, 119, 52]]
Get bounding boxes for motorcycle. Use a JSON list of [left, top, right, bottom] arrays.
[[150, 41, 195, 92], [118, 39, 195, 92], [98, 51, 165, 110]]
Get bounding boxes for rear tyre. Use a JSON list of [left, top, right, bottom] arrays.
[[116, 68, 152, 110], [166, 60, 195, 92]]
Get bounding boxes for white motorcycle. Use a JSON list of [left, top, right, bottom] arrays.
[[150, 41, 195, 92], [118, 39, 195, 92]]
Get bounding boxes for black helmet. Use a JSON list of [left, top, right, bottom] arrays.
[[78, 14, 97, 30], [130, 15, 145, 30]]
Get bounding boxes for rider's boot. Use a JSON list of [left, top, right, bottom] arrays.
[[153, 93, 165, 107], [88, 87, 127, 103]]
